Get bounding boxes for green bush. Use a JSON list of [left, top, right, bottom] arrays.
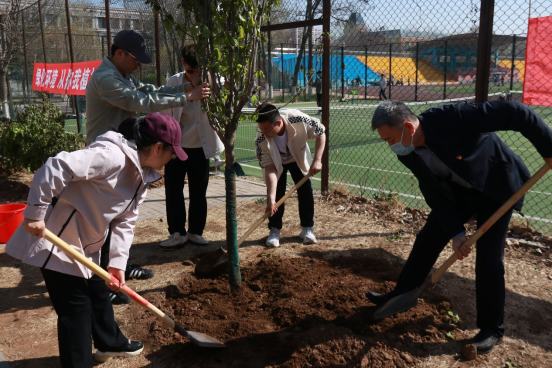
[[0, 100, 86, 173], [141, 73, 167, 86]]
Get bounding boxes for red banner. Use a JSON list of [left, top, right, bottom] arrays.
[[523, 16, 552, 106], [32, 60, 102, 96]]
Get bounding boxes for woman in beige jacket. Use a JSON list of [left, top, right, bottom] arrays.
[[6, 113, 186, 367]]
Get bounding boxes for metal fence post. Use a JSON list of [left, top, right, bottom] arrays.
[[321, 0, 330, 194], [155, 12, 161, 86], [341, 46, 345, 100], [268, 28, 273, 99], [415, 42, 419, 102], [22, 9, 30, 104], [388, 43, 392, 100], [37, 0, 47, 64], [303, 56, 307, 101], [443, 40, 448, 100], [105, 0, 112, 55], [475, 0, 495, 103], [364, 45, 367, 100], [281, 43, 284, 102], [64, 0, 80, 133], [509, 34, 516, 98]]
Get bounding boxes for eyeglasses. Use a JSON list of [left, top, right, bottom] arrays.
[[125, 51, 141, 66], [257, 126, 276, 136]]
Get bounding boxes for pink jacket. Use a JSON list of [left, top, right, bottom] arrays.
[[6, 131, 161, 278]]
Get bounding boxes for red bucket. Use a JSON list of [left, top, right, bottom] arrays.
[[0, 204, 27, 244]]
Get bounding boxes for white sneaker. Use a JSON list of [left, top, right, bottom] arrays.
[[299, 227, 317, 244], [159, 232, 188, 250], [214, 158, 225, 168], [188, 233, 209, 245], [266, 228, 280, 247]]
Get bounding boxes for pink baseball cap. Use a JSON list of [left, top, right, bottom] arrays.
[[142, 113, 188, 161]]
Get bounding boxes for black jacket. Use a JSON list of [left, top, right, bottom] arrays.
[[398, 100, 552, 237]]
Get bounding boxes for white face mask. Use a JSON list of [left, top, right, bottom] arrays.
[[389, 125, 414, 156]]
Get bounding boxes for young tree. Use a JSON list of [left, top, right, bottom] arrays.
[[148, 0, 280, 289], [0, 1, 24, 119]]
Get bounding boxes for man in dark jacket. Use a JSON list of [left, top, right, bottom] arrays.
[[368, 100, 552, 354]]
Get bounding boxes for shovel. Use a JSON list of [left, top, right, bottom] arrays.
[[44, 229, 226, 348], [373, 163, 550, 320], [195, 173, 313, 276]]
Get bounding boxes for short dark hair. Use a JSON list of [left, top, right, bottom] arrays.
[[256, 102, 281, 125], [111, 44, 121, 57], [181, 45, 198, 68], [371, 100, 418, 131], [252, 89, 257, 94]]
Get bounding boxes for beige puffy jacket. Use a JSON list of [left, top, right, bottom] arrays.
[[255, 109, 325, 179], [6, 131, 160, 278]]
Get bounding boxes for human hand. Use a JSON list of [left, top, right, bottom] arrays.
[[106, 267, 125, 292], [23, 218, 46, 238], [451, 235, 471, 260], [265, 201, 277, 217], [187, 82, 211, 101], [309, 160, 322, 176]]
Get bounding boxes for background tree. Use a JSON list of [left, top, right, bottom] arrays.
[[149, 0, 280, 289], [0, 1, 24, 119]]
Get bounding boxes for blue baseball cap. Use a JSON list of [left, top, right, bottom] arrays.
[[113, 30, 153, 64]]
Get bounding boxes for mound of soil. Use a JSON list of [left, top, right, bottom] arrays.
[[124, 249, 464, 367]]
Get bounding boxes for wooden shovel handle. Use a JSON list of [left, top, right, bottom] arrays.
[[238, 173, 313, 246], [44, 229, 176, 330], [431, 163, 550, 284]]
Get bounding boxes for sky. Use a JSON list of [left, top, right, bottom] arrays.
[[278, 0, 552, 37]]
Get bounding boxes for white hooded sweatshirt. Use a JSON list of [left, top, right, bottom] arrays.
[[6, 131, 161, 278]]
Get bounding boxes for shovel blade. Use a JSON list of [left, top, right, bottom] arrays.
[[174, 323, 226, 348], [372, 288, 420, 319], [195, 247, 228, 276], [185, 330, 227, 348]]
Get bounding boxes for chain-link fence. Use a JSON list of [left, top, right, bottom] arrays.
[[6, 0, 552, 233], [233, 0, 552, 235]]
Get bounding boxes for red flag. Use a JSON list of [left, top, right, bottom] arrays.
[[32, 60, 102, 96], [523, 16, 552, 106]]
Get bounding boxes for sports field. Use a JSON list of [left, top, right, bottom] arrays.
[[65, 98, 552, 234]]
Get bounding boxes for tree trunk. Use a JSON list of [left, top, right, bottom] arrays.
[[0, 68, 10, 119], [307, 25, 313, 95], [224, 126, 241, 290]]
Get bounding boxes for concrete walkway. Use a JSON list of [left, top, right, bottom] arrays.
[[138, 174, 267, 221]]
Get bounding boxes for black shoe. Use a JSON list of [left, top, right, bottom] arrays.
[[468, 329, 503, 354], [109, 291, 131, 305], [95, 340, 144, 362], [125, 263, 155, 280]]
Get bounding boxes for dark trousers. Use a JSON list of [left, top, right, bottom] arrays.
[[379, 87, 387, 100], [165, 147, 210, 235], [268, 161, 314, 230], [316, 94, 323, 107], [41, 268, 128, 368], [395, 187, 512, 336]]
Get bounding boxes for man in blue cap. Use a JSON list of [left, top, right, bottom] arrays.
[[86, 30, 211, 304], [86, 30, 210, 143]]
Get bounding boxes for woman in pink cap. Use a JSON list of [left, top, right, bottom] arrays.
[[6, 113, 186, 367]]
